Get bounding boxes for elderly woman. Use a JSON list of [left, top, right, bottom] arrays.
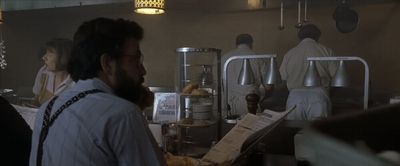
[[32, 38, 74, 106]]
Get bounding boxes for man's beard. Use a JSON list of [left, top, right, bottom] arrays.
[[113, 67, 144, 104]]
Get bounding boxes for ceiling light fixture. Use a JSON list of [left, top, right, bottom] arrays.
[[134, 0, 165, 15]]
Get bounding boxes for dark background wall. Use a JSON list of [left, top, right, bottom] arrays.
[[0, 2, 399, 97]]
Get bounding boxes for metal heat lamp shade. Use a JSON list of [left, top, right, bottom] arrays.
[[263, 57, 281, 85], [331, 60, 349, 87], [303, 60, 321, 87], [238, 59, 255, 85]]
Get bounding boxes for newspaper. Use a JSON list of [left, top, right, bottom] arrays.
[[201, 107, 294, 164]]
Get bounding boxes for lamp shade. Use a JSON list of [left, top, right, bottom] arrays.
[[331, 60, 349, 87], [238, 59, 255, 85], [303, 60, 321, 87], [134, 0, 165, 15], [263, 57, 281, 85]]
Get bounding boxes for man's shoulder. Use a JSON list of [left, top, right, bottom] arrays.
[[60, 90, 138, 114], [314, 43, 334, 56], [222, 49, 238, 57], [63, 92, 141, 124], [89, 92, 136, 110], [223, 48, 255, 59], [314, 42, 332, 49], [301, 39, 332, 51], [283, 46, 300, 57], [297, 40, 334, 55], [86, 94, 142, 124]]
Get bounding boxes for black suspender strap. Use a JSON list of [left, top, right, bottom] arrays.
[[36, 89, 103, 166]]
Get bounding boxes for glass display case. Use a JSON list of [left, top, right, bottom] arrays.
[[175, 47, 222, 156]]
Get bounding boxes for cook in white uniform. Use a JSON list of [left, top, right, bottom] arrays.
[[222, 34, 272, 116], [279, 24, 337, 120]]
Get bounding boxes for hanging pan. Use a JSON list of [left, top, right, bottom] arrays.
[[333, 3, 359, 33]]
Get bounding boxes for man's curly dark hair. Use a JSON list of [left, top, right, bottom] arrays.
[[298, 24, 321, 41], [68, 18, 143, 82]]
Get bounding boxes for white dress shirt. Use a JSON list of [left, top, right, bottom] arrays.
[[32, 65, 74, 96], [30, 78, 166, 166], [279, 38, 337, 91]]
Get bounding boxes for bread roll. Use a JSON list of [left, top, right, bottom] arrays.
[[191, 89, 209, 96], [165, 153, 196, 166], [182, 83, 199, 94]]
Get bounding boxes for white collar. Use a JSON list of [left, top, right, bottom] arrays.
[[74, 78, 114, 94], [301, 38, 317, 43], [237, 44, 251, 49]]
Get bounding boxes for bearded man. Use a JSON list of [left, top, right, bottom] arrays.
[[29, 18, 165, 166]]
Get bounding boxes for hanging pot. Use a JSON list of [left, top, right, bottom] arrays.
[[333, 4, 359, 33]]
